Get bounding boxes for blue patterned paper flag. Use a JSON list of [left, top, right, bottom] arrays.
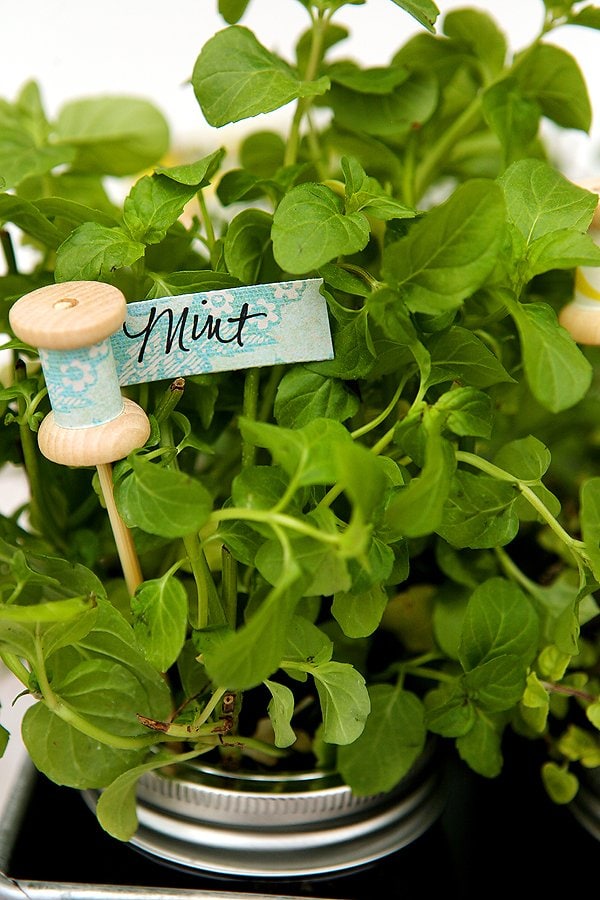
[[111, 278, 333, 386]]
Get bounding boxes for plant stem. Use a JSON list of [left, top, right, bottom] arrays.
[[413, 98, 482, 201], [0, 228, 18, 274], [197, 190, 216, 254], [0, 650, 31, 686], [158, 389, 221, 628], [455, 450, 587, 557], [242, 368, 260, 467], [221, 545, 238, 628], [284, 9, 329, 167], [14, 360, 66, 550], [211, 506, 342, 545]]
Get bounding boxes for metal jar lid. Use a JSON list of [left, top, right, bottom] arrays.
[[85, 742, 447, 879], [570, 766, 600, 842]]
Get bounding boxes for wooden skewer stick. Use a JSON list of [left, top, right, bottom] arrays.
[[9, 281, 150, 595]]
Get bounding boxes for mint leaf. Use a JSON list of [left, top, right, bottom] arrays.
[[55, 96, 169, 175], [54, 222, 145, 281], [131, 570, 188, 672], [390, 0, 439, 33], [500, 159, 597, 240], [459, 577, 539, 671], [337, 685, 426, 794], [115, 460, 212, 538], [508, 300, 592, 412], [272, 182, 370, 273], [382, 180, 506, 314], [192, 26, 329, 126]]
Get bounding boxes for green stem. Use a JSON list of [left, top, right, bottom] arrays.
[[197, 191, 216, 253], [351, 378, 406, 440], [154, 378, 186, 424], [456, 450, 587, 556], [0, 651, 31, 687], [221, 546, 238, 628], [211, 506, 342, 545], [258, 364, 284, 421], [1, 229, 18, 275], [413, 98, 482, 201], [284, 9, 330, 167], [15, 362, 66, 549], [55, 701, 163, 749], [242, 368, 260, 467], [159, 397, 221, 629]]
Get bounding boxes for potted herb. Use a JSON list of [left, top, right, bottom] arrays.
[[2, 0, 600, 880]]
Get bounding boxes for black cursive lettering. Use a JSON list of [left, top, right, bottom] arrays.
[[122, 301, 269, 363]]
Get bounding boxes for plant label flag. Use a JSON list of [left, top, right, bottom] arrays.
[[111, 278, 333, 385]]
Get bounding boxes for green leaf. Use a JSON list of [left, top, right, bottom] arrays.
[[463, 654, 526, 711], [456, 713, 503, 777], [382, 180, 506, 314], [508, 300, 592, 412], [0, 193, 63, 248], [223, 209, 274, 282], [436, 387, 494, 438], [383, 414, 456, 539], [580, 477, 600, 581], [96, 748, 200, 840], [54, 222, 145, 281], [568, 7, 600, 29], [202, 566, 306, 689], [494, 435, 551, 481], [312, 660, 370, 745], [274, 366, 359, 428], [327, 61, 410, 94], [437, 471, 518, 549], [389, 0, 439, 32], [122, 174, 199, 245], [265, 680, 297, 747], [115, 460, 212, 538], [426, 326, 513, 388], [238, 416, 353, 487], [337, 685, 426, 794], [513, 43, 591, 132], [144, 270, 241, 298], [218, 0, 252, 22], [342, 156, 416, 221], [192, 26, 329, 126], [459, 577, 539, 671], [310, 303, 375, 378], [332, 581, 389, 638], [424, 680, 474, 737], [528, 229, 600, 278], [22, 700, 147, 789], [541, 761, 579, 804], [482, 78, 540, 164], [499, 159, 597, 240], [272, 183, 370, 273], [155, 148, 226, 186], [55, 96, 169, 175], [256, 527, 351, 596], [0, 595, 94, 624], [443, 8, 507, 75], [131, 569, 188, 672], [329, 70, 438, 137]]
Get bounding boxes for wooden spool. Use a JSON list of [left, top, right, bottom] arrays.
[[9, 281, 150, 466], [559, 177, 600, 346], [9, 281, 150, 594]]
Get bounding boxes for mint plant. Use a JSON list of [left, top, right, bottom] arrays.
[[2, 0, 600, 843]]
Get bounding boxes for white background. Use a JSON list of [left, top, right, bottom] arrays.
[[1, 0, 600, 175]]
